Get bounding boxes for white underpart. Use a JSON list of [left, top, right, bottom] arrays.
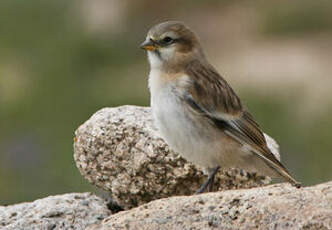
[[147, 52, 163, 106], [147, 51, 162, 70], [147, 47, 176, 105], [159, 46, 176, 61], [150, 73, 223, 168]]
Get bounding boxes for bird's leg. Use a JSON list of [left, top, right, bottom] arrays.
[[195, 166, 220, 194]]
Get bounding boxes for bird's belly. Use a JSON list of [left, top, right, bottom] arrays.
[[151, 89, 226, 168]]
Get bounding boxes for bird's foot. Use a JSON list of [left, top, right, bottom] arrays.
[[195, 166, 220, 194]]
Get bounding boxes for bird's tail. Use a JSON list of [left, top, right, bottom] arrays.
[[250, 149, 302, 188]]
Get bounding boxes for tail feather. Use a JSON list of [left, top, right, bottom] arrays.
[[250, 149, 301, 188], [224, 130, 301, 188]]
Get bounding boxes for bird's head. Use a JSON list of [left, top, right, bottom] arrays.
[[140, 21, 205, 72]]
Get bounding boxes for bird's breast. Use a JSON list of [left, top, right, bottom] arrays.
[[149, 72, 222, 167]]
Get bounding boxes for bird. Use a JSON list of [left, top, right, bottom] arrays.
[[140, 21, 301, 193]]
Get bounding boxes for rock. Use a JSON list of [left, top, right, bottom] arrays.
[[0, 193, 111, 230], [1, 183, 330, 230], [74, 106, 281, 209], [88, 182, 332, 230]]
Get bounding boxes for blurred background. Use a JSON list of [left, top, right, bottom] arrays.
[[1, 0, 331, 205]]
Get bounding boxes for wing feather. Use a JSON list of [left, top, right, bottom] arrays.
[[184, 60, 300, 186]]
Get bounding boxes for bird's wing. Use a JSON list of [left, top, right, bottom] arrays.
[[184, 60, 300, 186]]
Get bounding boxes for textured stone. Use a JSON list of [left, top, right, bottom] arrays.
[[74, 105, 281, 209], [88, 182, 332, 230], [0, 193, 111, 230]]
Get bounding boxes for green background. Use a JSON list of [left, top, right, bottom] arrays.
[[0, 0, 331, 205]]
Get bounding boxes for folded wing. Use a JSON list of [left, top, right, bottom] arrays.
[[184, 60, 300, 186]]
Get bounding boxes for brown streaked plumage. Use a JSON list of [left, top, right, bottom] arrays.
[[141, 21, 301, 193]]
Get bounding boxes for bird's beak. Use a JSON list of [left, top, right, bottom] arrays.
[[140, 39, 158, 51]]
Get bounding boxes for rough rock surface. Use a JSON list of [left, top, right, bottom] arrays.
[[74, 105, 282, 209], [88, 182, 332, 230], [0, 193, 111, 230]]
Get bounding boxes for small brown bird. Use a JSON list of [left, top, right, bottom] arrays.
[[140, 21, 301, 193]]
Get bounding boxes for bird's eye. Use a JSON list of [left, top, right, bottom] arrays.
[[162, 36, 173, 44]]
